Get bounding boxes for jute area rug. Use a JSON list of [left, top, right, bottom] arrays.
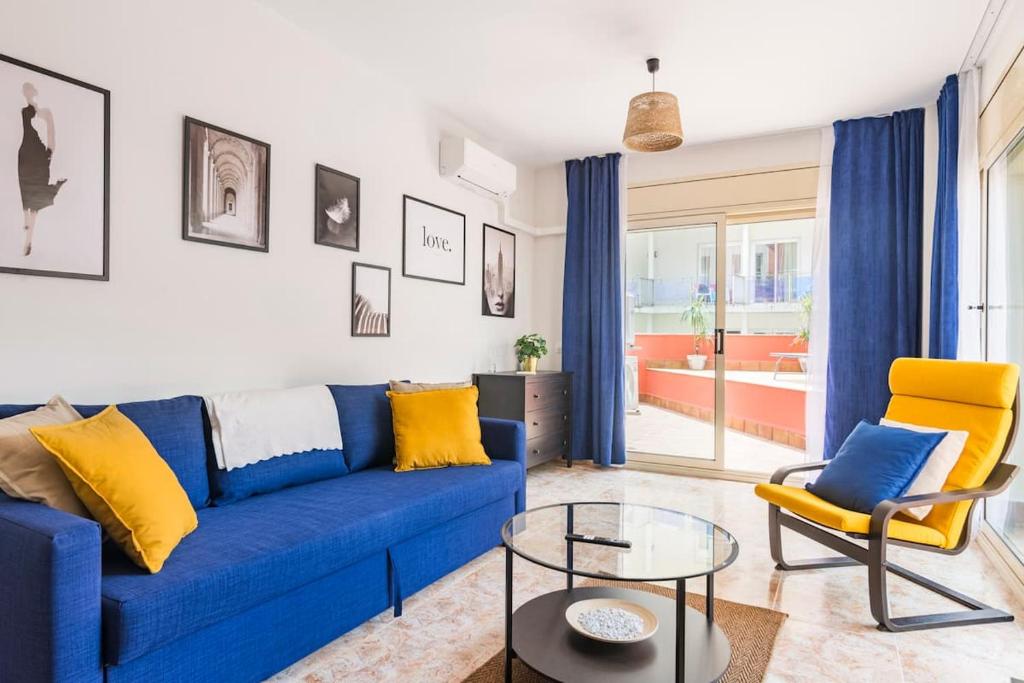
[[462, 579, 786, 683]]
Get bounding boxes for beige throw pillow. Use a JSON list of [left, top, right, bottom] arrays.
[[388, 380, 472, 394], [879, 417, 969, 521], [0, 396, 90, 517]]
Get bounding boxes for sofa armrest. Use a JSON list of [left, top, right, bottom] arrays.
[[480, 417, 527, 512], [0, 494, 103, 683]]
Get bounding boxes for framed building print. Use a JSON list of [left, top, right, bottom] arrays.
[[352, 262, 391, 337], [182, 117, 270, 252], [0, 53, 109, 280], [314, 163, 359, 251], [482, 223, 515, 317], [402, 194, 465, 285]]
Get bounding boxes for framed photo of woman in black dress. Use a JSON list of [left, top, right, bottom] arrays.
[[0, 53, 109, 280]]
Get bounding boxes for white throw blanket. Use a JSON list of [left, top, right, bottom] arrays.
[[205, 385, 343, 470]]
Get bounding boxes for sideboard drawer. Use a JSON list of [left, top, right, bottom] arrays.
[[526, 430, 570, 469], [525, 377, 570, 412], [525, 406, 570, 439]]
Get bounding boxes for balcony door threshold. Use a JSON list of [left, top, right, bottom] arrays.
[[626, 452, 773, 484], [977, 524, 1024, 606]]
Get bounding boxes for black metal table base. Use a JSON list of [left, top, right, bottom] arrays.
[[505, 549, 729, 683]]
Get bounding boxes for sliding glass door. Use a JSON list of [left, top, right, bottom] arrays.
[[985, 128, 1024, 562], [625, 215, 814, 475], [625, 216, 726, 470]]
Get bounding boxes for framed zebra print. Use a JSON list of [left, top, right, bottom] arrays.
[[351, 262, 391, 337]]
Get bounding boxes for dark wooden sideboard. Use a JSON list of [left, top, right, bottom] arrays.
[[472, 371, 573, 469]]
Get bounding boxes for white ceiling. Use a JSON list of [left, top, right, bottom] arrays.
[[260, 0, 989, 167]]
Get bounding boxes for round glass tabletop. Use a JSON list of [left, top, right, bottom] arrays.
[[501, 502, 738, 582]]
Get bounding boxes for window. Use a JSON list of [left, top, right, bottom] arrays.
[[698, 243, 741, 303], [753, 240, 798, 303]]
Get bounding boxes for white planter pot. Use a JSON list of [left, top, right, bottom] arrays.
[[687, 355, 707, 370]]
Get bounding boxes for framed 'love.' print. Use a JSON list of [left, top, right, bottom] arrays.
[[401, 194, 465, 285]]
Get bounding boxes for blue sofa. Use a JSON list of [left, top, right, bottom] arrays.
[[0, 384, 527, 683]]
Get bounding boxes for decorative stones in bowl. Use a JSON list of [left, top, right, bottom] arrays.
[[564, 598, 659, 644]]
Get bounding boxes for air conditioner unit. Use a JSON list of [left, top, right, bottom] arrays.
[[440, 136, 517, 200]]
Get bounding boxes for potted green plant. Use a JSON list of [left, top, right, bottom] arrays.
[[514, 333, 548, 374], [681, 294, 711, 370], [792, 292, 812, 371]]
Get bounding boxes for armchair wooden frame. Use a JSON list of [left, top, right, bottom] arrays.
[[767, 393, 1020, 632]]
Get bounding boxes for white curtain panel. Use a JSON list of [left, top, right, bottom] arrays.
[[957, 67, 983, 360], [805, 126, 834, 461]]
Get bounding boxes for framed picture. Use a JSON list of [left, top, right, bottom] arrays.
[[314, 163, 359, 251], [0, 53, 109, 280], [482, 223, 516, 318], [402, 194, 465, 285], [182, 117, 270, 252], [352, 262, 391, 337]]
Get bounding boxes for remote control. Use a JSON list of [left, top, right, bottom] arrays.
[[564, 533, 632, 549]]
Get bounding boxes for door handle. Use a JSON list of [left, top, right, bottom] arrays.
[[714, 329, 725, 355]]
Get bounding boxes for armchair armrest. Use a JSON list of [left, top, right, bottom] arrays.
[[869, 463, 1019, 540], [0, 495, 103, 683], [480, 417, 527, 512], [769, 460, 828, 485]]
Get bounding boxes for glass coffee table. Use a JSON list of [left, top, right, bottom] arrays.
[[501, 502, 738, 683]]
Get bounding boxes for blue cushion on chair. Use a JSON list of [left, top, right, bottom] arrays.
[[807, 421, 945, 514], [328, 383, 395, 472]]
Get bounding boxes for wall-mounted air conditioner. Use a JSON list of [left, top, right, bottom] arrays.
[[440, 136, 517, 200]]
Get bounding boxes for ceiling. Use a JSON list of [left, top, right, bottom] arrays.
[[260, 0, 989, 167]]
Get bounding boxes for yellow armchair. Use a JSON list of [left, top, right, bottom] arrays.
[[755, 358, 1020, 632]]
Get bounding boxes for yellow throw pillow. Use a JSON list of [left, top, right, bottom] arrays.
[[31, 406, 198, 573], [388, 386, 491, 472]]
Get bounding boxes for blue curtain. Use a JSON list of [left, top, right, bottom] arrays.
[[929, 75, 959, 359], [824, 110, 925, 458], [562, 153, 626, 466]]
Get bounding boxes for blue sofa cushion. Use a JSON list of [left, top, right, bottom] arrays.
[[100, 460, 523, 665], [76, 397, 210, 509], [210, 449, 348, 505], [1, 397, 210, 510], [328, 383, 395, 472], [807, 420, 945, 513], [0, 404, 43, 419]]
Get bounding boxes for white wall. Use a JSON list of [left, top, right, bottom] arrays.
[[0, 0, 540, 403], [627, 129, 822, 185]]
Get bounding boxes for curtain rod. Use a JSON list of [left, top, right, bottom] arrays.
[[959, 0, 1007, 74]]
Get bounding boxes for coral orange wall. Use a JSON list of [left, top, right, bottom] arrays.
[[629, 334, 806, 435]]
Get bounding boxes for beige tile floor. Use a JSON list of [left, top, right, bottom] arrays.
[[626, 404, 805, 473], [270, 463, 1024, 683]]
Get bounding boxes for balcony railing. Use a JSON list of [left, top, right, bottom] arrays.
[[627, 274, 811, 308]]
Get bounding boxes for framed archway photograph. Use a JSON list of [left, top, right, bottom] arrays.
[[182, 117, 270, 252], [0, 53, 109, 280]]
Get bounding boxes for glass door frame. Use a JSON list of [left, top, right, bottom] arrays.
[[980, 124, 1024, 574], [625, 213, 728, 473]]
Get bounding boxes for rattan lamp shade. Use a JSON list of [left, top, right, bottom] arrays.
[[622, 90, 683, 152]]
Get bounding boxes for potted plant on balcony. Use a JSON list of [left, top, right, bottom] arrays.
[[681, 295, 711, 370], [514, 333, 548, 374], [792, 292, 812, 372]]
